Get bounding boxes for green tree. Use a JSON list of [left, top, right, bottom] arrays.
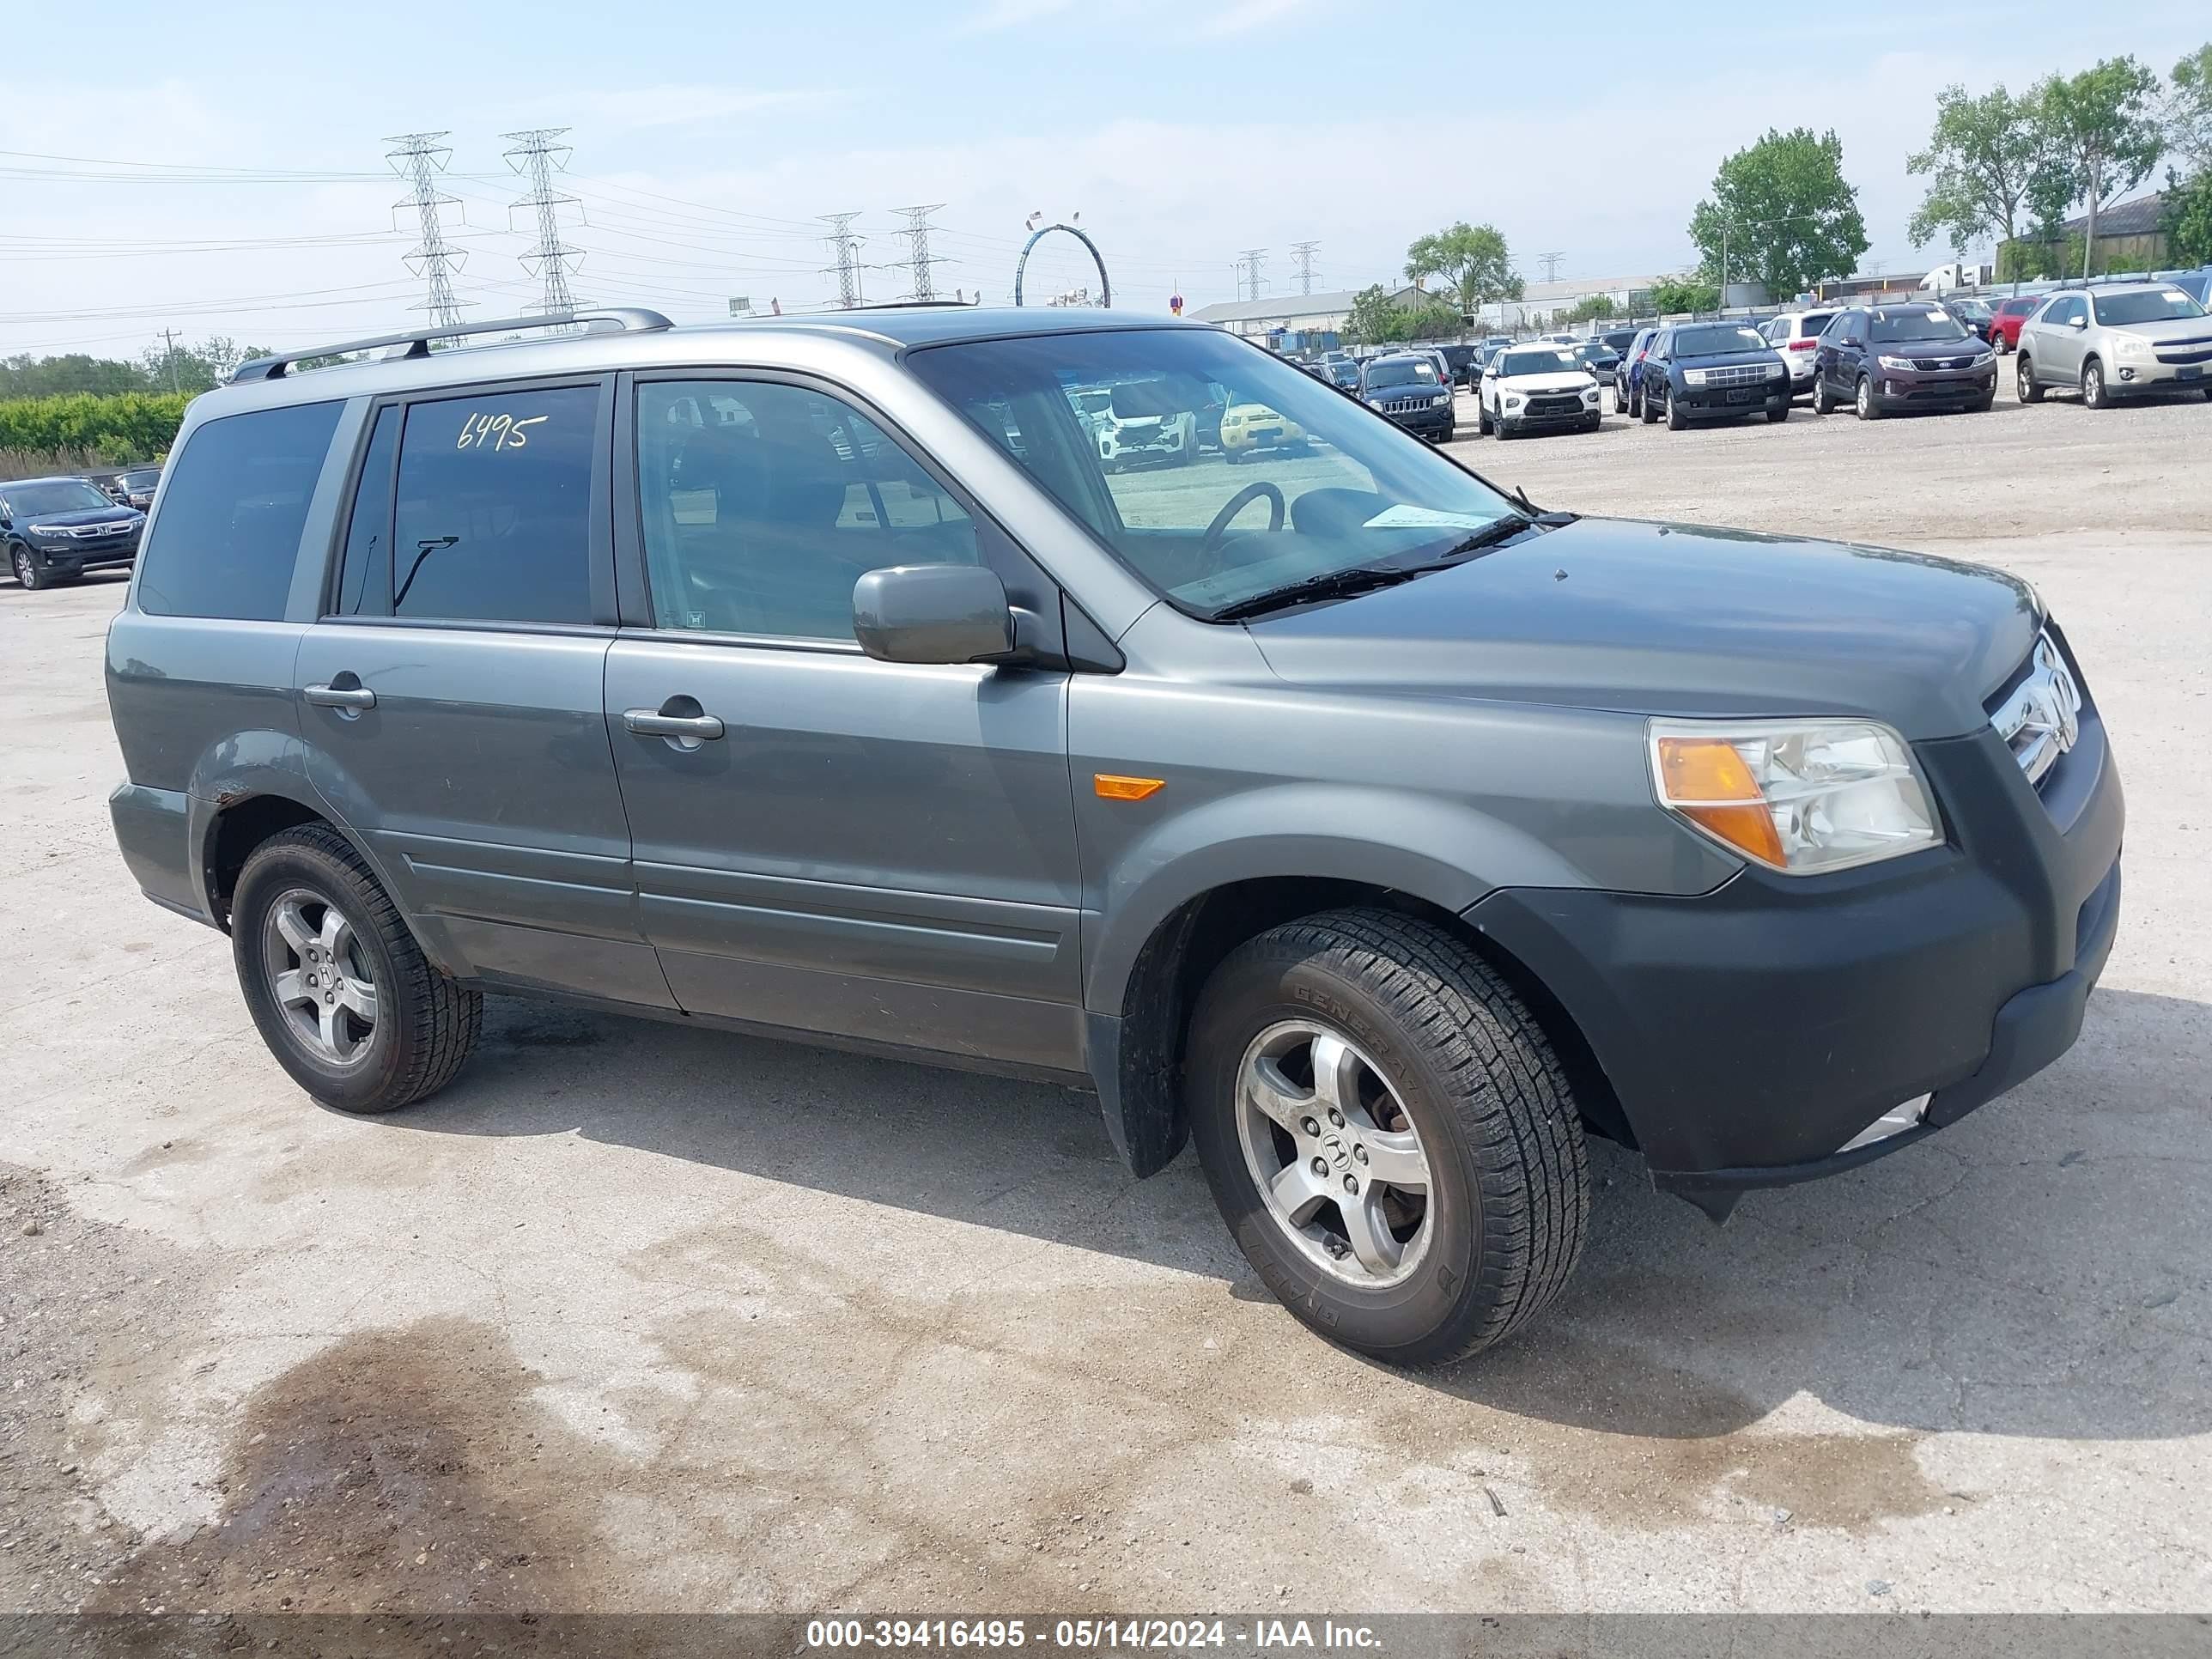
[[1341, 284, 1460, 345], [1688, 128, 1869, 301], [2166, 43, 2212, 174], [2038, 57, 2166, 277], [2164, 165, 2212, 265], [1907, 83, 2063, 266], [1562, 294, 1618, 323], [0, 353, 149, 398], [1402, 222, 1523, 316], [1644, 275, 1722, 315]]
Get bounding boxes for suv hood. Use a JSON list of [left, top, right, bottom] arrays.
[[1497, 371, 1594, 394], [1248, 517, 2039, 739], [2109, 315, 2212, 347], [21, 504, 142, 532]]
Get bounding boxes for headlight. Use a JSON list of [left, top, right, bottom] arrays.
[[1649, 719, 1941, 875], [1682, 368, 1710, 386], [1431, 393, 1449, 407], [2112, 336, 2154, 361], [1878, 355, 1917, 372], [1765, 361, 1785, 379], [1583, 388, 1600, 403], [26, 524, 72, 536], [1504, 394, 1523, 408]]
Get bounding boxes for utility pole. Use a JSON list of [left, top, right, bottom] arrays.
[[892, 204, 945, 301], [502, 128, 586, 323], [158, 326, 180, 392], [1236, 248, 1268, 303], [385, 132, 470, 336], [1290, 240, 1320, 296], [822, 213, 866, 308], [1538, 251, 1565, 283]]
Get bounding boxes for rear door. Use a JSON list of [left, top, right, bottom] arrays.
[[295, 375, 672, 1009], [602, 371, 1085, 1073]]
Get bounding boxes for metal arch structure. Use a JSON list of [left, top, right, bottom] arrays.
[[1013, 223, 1111, 308]]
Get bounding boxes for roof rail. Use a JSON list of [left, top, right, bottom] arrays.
[[228, 308, 675, 383]]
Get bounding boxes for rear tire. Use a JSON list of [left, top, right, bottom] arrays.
[[1185, 908, 1590, 1366], [232, 824, 483, 1115]]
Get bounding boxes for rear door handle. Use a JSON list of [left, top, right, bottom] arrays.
[[623, 708, 725, 741], [305, 682, 376, 710]]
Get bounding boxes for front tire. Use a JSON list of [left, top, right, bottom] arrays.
[[11, 543, 53, 591], [2081, 358, 2109, 410], [1185, 908, 1589, 1366], [233, 824, 483, 1114], [1476, 404, 1493, 436], [1856, 374, 1883, 420], [2018, 356, 2044, 403], [1765, 405, 1789, 423], [1664, 388, 1688, 430]]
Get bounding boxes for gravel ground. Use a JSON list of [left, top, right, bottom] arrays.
[[2, 380, 2208, 1624]]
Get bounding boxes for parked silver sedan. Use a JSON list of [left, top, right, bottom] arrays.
[[2014, 283, 2212, 408]]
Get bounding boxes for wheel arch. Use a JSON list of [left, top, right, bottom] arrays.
[[1090, 871, 1632, 1180]]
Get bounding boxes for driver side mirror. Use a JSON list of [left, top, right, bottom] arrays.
[[2068, 314, 2087, 330], [852, 563, 1015, 665]]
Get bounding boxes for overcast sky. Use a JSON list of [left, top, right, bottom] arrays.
[[4, 0, 2206, 361]]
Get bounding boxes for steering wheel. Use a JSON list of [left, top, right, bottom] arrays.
[[1201, 481, 1286, 550]]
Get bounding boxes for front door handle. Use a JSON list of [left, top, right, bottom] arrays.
[[623, 708, 725, 741], [305, 681, 376, 711]]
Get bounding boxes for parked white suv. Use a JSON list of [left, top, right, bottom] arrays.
[[1760, 309, 1844, 399], [1476, 344, 1604, 439], [2014, 283, 2212, 409]]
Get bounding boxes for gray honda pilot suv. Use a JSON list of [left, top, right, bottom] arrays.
[[104, 306, 2123, 1365]]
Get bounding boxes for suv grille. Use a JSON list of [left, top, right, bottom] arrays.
[[1696, 362, 1766, 387], [1911, 355, 1978, 371], [1989, 630, 2082, 788], [1526, 394, 1583, 417], [1378, 396, 1437, 414]]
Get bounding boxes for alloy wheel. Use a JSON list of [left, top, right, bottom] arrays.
[[1856, 377, 1872, 418], [11, 546, 30, 586], [1235, 1019, 1433, 1288], [262, 886, 379, 1066], [2082, 362, 2104, 409]]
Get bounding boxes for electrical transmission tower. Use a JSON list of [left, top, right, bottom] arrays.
[[502, 128, 586, 322], [1290, 240, 1320, 295], [892, 204, 945, 301], [1236, 248, 1268, 303], [1537, 250, 1565, 283], [822, 213, 866, 308], [386, 132, 470, 334]]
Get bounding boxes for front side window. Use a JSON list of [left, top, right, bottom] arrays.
[[908, 326, 1519, 622], [135, 400, 342, 621], [389, 384, 599, 626], [635, 380, 977, 640]]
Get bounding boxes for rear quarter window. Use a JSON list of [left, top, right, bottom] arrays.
[[136, 401, 343, 621]]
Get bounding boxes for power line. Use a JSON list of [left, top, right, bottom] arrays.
[[502, 128, 586, 322], [891, 204, 946, 301], [1236, 248, 1268, 304], [385, 132, 470, 335], [821, 212, 866, 308], [1290, 241, 1320, 296]]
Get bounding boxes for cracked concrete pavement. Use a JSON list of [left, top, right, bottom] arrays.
[[2, 385, 2209, 1617]]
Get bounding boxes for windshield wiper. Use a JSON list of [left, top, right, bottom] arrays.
[[1212, 514, 1542, 622]]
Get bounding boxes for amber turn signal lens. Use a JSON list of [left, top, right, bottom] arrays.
[[1094, 774, 1165, 801], [1653, 737, 1786, 866]]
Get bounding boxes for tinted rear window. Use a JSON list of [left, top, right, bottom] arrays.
[[136, 401, 341, 621]]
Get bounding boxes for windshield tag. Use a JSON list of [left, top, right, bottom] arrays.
[[1362, 506, 1498, 531]]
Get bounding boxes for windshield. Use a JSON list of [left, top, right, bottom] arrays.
[[1501, 349, 1576, 376], [1364, 358, 1436, 386], [908, 328, 1520, 622], [1571, 343, 1616, 365], [4, 480, 114, 517], [1673, 325, 1768, 356], [120, 469, 161, 488], [1869, 307, 1972, 343], [2097, 288, 2207, 325]]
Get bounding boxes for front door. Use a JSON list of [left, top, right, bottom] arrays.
[[603, 374, 1085, 1073], [296, 379, 672, 1010]]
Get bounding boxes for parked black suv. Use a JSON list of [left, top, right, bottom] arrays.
[[1809, 304, 1996, 419], [2, 476, 145, 590], [1358, 351, 1455, 441], [1638, 323, 1791, 428]]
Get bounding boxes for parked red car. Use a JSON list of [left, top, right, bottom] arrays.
[[1989, 295, 2042, 354]]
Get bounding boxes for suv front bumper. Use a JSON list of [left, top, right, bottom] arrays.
[[1466, 676, 2124, 1220]]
